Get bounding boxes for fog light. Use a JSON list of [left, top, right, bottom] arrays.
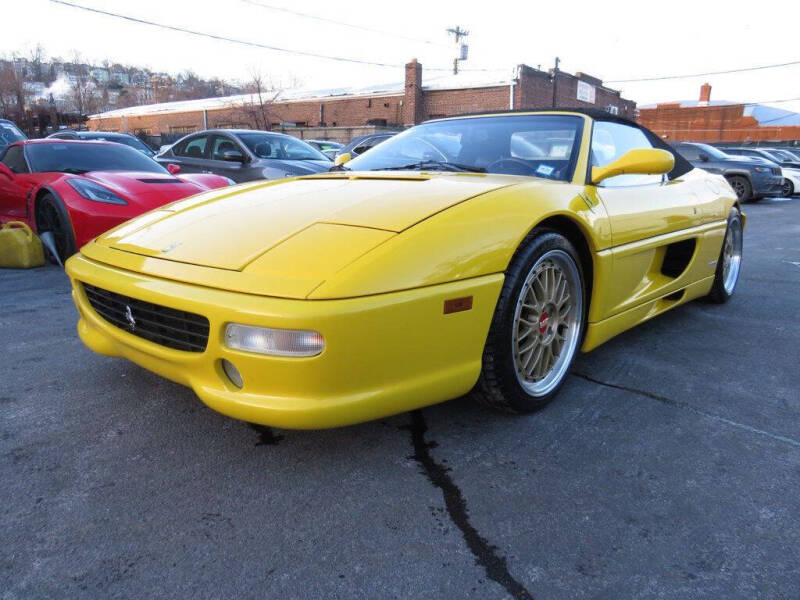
[[221, 359, 243, 388], [224, 323, 324, 357]]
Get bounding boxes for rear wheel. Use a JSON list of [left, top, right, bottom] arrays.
[[35, 193, 76, 264], [708, 208, 743, 304], [726, 175, 751, 202], [474, 231, 585, 413]]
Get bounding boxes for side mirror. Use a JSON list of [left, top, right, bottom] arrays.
[[221, 149, 245, 163], [334, 152, 351, 167], [0, 163, 14, 179], [166, 163, 181, 175], [591, 148, 675, 185], [698, 153, 709, 162]]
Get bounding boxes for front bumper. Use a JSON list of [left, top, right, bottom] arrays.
[[66, 254, 503, 429], [751, 173, 784, 197]]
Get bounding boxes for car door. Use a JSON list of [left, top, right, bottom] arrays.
[[205, 134, 251, 182], [585, 120, 718, 321], [167, 133, 212, 174], [0, 145, 37, 220]]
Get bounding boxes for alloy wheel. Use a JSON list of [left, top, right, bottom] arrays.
[[511, 249, 582, 397], [721, 218, 743, 294]]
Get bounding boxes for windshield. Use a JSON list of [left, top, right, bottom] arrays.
[[238, 133, 328, 161], [697, 143, 731, 160], [27, 142, 167, 174], [765, 149, 794, 161], [86, 134, 154, 156], [0, 121, 27, 147], [345, 115, 584, 181]]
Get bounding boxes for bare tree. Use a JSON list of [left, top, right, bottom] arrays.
[[68, 51, 98, 116], [0, 54, 30, 129], [235, 69, 284, 131]]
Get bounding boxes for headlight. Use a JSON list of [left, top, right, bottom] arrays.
[[225, 323, 324, 357], [223, 177, 235, 186], [67, 179, 127, 205]]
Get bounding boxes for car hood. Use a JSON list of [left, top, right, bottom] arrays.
[[722, 156, 776, 167], [81, 170, 208, 203], [91, 172, 519, 295]]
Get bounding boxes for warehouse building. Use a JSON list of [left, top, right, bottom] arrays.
[[638, 84, 800, 145], [87, 59, 636, 143]]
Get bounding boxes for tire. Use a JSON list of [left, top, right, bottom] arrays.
[[35, 193, 76, 264], [708, 207, 743, 304], [782, 178, 794, 197], [726, 175, 752, 203], [474, 230, 585, 413]]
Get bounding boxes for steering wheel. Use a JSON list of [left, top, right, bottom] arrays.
[[486, 157, 536, 176]]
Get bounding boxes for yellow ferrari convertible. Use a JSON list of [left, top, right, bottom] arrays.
[[65, 109, 743, 429]]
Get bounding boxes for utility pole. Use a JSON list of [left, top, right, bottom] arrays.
[[447, 26, 469, 75], [551, 56, 560, 107]]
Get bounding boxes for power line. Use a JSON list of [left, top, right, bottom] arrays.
[[240, 0, 448, 48], [48, 0, 407, 69], [608, 60, 800, 83]]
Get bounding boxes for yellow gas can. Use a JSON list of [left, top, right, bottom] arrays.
[[0, 221, 45, 268]]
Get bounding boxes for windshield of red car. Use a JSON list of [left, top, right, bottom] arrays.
[[26, 142, 167, 174], [345, 114, 584, 181]]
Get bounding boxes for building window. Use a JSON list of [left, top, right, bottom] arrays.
[[605, 105, 619, 115], [169, 125, 197, 134]]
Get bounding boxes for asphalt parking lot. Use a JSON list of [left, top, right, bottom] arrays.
[[2, 197, 799, 600]]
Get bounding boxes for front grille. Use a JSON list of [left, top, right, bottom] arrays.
[[772, 168, 781, 175], [82, 283, 209, 353]]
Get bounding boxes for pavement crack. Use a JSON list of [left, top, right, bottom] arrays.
[[406, 410, 534, 600], [572, 372, 800, 448]]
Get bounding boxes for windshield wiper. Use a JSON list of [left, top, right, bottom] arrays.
[[59, 168, 90, 174], [376, 160, 485, 173]]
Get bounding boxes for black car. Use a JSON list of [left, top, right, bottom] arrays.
[[0, 119, 26, 155], [671, 142, 783, 202], [155, 129, 331, 183], [47, 130, 156, 157], [337, 132, 398, 159]]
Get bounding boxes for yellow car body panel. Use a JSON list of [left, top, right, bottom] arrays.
[[65, 110, 740, 428]]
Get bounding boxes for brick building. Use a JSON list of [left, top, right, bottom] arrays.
[[638, 84, 800, 144], [87, 59, 636, 142]]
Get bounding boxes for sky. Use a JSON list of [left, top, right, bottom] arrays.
[[4, 0, 800, 114]]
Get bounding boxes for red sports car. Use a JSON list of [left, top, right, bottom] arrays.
[[0, 139, 232, 263]]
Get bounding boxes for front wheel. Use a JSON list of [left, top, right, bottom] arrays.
[[35, 193, 76, 265], [726, 175, 752, 203], [708, 208, 743, 304], [474, 231, 585, 413], [782, 178, 794, 197]]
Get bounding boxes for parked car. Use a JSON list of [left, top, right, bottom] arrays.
[[671, 142, 783, 202], [0, 140, 231, 263], [0, 119, 26, 155], [155, 130, 331, 183], [776, 147, 800, 161], [48, 130, 156, 157], [722, 147, 800, 197], [305, 139, 342, 160], [66, 109, 743, 429], [336, 132, 398, 159]]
